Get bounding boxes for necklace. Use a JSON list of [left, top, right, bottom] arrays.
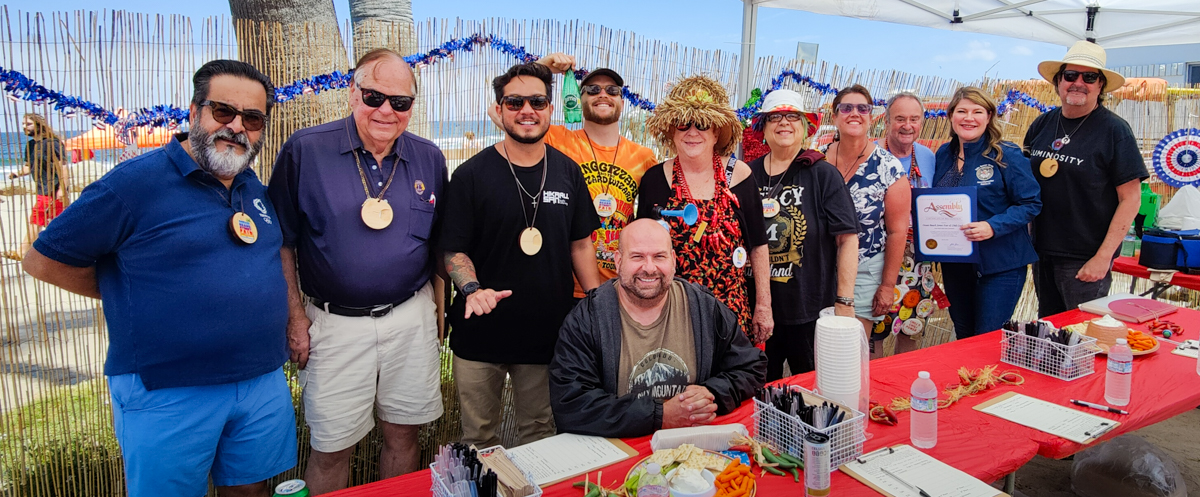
[[1052, 109, 1092, 151], [833, 140, 869, 183], [583, 130, 620, 219], [346, 119, 402, 229], [501, 142, 548, 256], [672, 155, 741, 255], [202, 181, 257, 245], [760, 152, 791, 218]]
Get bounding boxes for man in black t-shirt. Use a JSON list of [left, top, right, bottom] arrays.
[[7, 113, 70, 261], [439, 63, 601, 448], [1023, 41, 1147, 316]]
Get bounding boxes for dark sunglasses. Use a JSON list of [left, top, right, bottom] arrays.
[[675, 122, 711, 132], [1061, 70, 1101, 84], [359, 87, 415, 111], [501, 95, 550, 111], [835, 103, 873, 115], [201, 100, 267, 132], [766, 112, 804, 123], [582, 84, 622, 97]]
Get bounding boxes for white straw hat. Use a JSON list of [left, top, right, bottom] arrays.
[[1037, 40, 1125, 93], [754, 89, 820, 136]]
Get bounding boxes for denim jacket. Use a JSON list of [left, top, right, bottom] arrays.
[[934, 139, 1041, 275]]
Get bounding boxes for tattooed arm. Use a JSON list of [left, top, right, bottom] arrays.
[[444, 251, 512, 319]]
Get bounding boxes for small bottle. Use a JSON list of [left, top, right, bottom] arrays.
[[1106, 338, 1133, 406], [910, 371, 938, 448], [562, 69, 582, 123], [637, 462, 669, 497]]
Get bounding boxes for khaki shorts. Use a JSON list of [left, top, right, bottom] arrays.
[[300, 282, 443, 453]]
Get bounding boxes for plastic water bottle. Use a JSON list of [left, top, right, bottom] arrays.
[[910, 371, 938, 449], [637, 462, 669, 497], [1105, 338, 1133, 406], [562, 69, 582, 123]]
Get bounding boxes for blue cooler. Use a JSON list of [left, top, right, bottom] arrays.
[[1140, 229, 1200, 272]]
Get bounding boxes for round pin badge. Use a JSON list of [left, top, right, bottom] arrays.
[[361, 198, 394, 229], [901, 256, 915, 273], [593, 192, 618, 218], [762, 198, 781, 218], [976, 164, 994, 181], [891, 317, 904, 335], [916, 298, 936, 318], [732, 246, 748, 268], [229, 212, 258, 244], [898, 306, 913, 320], [519, 227, 543, 255], [892, 284, 909, 306], [901, 318, 925, 336], [900, 272, 919, 288], [921, 272, 936, 294], [1040, 158, 1059, 178]]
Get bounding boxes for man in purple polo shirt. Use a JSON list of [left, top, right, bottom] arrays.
[[269, 48, 447, 494]]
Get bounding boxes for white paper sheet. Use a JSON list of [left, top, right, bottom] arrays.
[[841, 445, 1002, 497], [505, 433, 632, 486], [978, 393, 1118, 444]]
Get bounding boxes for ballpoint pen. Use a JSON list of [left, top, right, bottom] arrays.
[[879, 466, 932, 497], [1070, 399, 1129, 415]]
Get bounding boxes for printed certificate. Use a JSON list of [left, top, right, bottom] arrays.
[[912, 187, 980, 263]]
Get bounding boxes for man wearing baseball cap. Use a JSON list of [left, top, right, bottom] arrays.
[[1023, 40, 1147, 316], [492, 53, 657, 296]]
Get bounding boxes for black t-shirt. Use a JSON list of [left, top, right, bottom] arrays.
[[439, 145, 599, 364], [635, 162, 768, 248], [1023, 106, 1147, 260], [25, 137, 65, 196], [748, 154, 859, 325]]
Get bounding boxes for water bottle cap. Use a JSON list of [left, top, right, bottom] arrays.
[[646, 462, 661, 474], [918, 371, 930, 379], [1116, 338, 1128, 345]]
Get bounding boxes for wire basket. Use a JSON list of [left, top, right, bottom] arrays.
[[751, 387, 867, 468], [1000, 329, 1100, 381], [431, 445, 543, 497]]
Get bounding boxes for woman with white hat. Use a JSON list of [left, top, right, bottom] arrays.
[[747, 89, 859, 379]]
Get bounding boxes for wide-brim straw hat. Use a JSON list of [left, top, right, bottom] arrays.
[[646, 75, 741, 157], [753, 89, 821, 137], [1037, 40, 1125, 93]]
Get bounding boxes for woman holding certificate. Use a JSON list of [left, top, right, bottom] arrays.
[[933, 87, 1042, 339]]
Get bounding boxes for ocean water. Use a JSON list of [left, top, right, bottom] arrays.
[[0, 130, 87, 171]]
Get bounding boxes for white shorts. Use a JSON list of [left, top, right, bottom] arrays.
[[854, 251, 887, 321], [301, 282, 443, 453]]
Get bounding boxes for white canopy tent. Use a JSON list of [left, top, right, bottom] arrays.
[[735, 0, 1200, 101]]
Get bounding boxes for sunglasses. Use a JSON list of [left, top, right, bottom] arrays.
[[582, 84, 622, 97], [1061, 70, 1102, 85], [835, 103, 873, 115], [501, 95, 551, 111], [766, 112, 804, 123], [359, 87, 415, 112], [675, 122, 711, 132], [201, 100, 267, 132]]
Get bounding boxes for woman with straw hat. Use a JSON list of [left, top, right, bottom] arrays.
[[636, 75, 772, 344], [747, 88, 859, 379]]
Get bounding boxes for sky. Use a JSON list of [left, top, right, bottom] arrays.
[[19, 0, 1069, 84]]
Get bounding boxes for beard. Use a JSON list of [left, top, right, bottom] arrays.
[[189, 126, 263, 179], [1062, 85, 1091, 107], [582, 100, 620, 125], [619, 269, 670, 301], [503, 120, 549, 145]]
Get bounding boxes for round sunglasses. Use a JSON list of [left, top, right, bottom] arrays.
[[200, 100, 267, 132], [835, 103, 873, 115]]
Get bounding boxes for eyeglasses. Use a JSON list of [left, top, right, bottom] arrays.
[[359, 87, 415, 112], [766, 112, 804, 123], [200, 100, 267, 132], [675, 122, 711, 132], [1061, 70, 1102, 85], [582, 84, 622, 96], [501, 95, 551, 111], [835, 103, 873, 115]]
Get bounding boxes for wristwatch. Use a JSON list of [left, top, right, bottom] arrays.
[[460, 281, 481, 297], [834, 295, 854, 307]]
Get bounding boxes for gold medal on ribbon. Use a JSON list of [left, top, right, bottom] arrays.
[[593, 192, 617, 218], [1040, 158, 1059, 178], [229, 212, 258, 244], [361, 198, 394, 230], [762, 198, 781, 218], [519, 227, 543, 256]]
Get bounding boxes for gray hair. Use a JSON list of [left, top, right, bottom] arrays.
[[885, 92, 925, 120]]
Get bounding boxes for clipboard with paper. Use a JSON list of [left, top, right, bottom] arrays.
[[973, 392, 1121, 444], [840, 444, 1007, 497]]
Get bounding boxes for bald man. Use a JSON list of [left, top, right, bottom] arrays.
[[268, 48, 447, 493], [549, 219, 766, 438]]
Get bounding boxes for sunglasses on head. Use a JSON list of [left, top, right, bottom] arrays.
[[766, 112, 804, 123], [1061, 70, 1101, 84], [581, 84, 622, 97], [675, 122, 711, 132], [359, 87, 415, 112], [836, 103, 873, 115], [201, 100, 267, 132], [501, 95, 550, 111]]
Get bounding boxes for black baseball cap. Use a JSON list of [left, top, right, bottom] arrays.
[[580, 68, 624, 87]]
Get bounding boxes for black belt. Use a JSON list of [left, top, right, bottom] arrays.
[[312, 294, 413, 318]]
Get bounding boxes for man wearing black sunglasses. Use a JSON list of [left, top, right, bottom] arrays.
[[1024, 41, 1147, 317], [269, 48, 449, 493]]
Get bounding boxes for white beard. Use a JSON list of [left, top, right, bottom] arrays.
[[190, 127, 262, 179]]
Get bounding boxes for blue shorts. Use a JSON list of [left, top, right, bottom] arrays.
[[109, 367, 297, 497]]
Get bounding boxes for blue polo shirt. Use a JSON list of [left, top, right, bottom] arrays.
[[33, 135, 288, 390], [268, 117, 447, 307]]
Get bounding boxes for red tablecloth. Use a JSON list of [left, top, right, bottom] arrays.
[[1113, 256, 1200, 292], [330, 308, 1200, 497]]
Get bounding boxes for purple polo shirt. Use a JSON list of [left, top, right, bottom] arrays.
[[268, 117, 447, 307]]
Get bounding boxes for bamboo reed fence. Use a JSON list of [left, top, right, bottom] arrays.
[[0, 8, 1197, 496]]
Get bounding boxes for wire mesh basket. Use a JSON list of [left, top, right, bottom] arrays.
[[751, 387, 867, 468], [1000, 329, 1100, 381], [431, 445, 543, 497]]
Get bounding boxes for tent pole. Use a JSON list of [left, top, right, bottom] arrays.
[[737, 0, 758, 107]]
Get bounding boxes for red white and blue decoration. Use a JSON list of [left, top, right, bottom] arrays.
[[1153, 128, 1200, 188]]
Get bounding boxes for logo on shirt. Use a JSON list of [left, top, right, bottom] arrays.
[[414, 179, 426, 195], [976, 164, 994, 181], [252, 198, 273, 225], [628, 348, 690, 401], [763, 185, 807, 283], [542, 191, 571, 206]]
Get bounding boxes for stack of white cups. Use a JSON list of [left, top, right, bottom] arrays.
[[815, 316, 868, 414]]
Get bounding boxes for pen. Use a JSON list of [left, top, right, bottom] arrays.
[[1071, 399, 1129, 415], [879, 467, 932, 497]]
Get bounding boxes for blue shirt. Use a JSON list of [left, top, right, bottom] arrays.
[[268, 118, 447, 307], [33, 136, 288, 390]]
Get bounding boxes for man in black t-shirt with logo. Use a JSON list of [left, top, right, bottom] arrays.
[[439, 62, 600, 448], [1023, 41, 1148, 316]]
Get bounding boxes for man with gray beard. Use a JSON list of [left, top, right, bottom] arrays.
[[23, 59, 295, 497]]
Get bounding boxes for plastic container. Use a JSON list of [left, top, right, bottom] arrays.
[[637, 462, 669, 497], [1105, 339, 1133, 406], [910, 371, 938, 449]]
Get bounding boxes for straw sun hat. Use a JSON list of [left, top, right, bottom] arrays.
[[752, 89, 821, 137], [1037, 40, 1126, 93], [646, 75, 742, 157]]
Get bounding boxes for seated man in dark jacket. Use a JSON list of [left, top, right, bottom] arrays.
[[550, 219, 767, 438]]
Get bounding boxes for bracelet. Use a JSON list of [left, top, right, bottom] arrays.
[[834, 296, 854, 307]]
